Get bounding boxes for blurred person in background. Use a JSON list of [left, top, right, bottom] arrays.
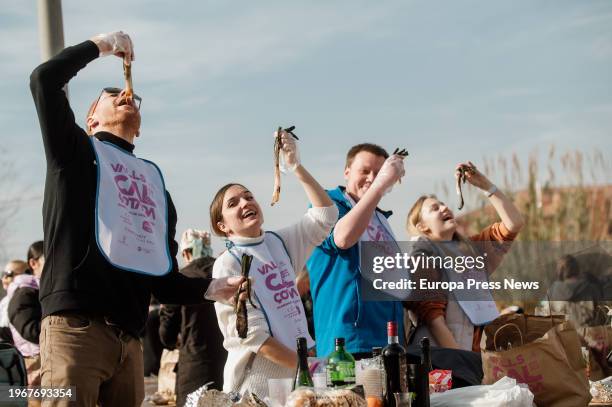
[[142, 297, 163, 377], [0, 260, 28, 343], [295, 267, 315, 340], [7, 241, 44, 400], [536, 254, 604, 327], [26, 241, 45, 277], [159, 229, 227, 406]]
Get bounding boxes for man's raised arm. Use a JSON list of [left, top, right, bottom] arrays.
[[30, 32, 133, 168]]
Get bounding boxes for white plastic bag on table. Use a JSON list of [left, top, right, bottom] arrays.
[[430, 376, 534, 407]]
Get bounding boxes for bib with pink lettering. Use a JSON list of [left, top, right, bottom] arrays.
[[228, 232, 314, 350], [91, 137, 172, 276]]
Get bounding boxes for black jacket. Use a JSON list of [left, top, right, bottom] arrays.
[[159, 256, 227, 402], [8, 287, 42, 344], [30, 40, 210, 337]]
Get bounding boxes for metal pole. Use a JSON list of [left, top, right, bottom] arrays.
[[37, 0, 66, 93]]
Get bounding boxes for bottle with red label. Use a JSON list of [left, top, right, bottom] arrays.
[[382, 321, 407, 407]]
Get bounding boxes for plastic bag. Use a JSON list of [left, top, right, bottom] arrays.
[[590, 376, 612, 403], [430, 376, 534, 407]]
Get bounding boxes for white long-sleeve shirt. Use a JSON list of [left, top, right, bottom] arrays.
[[213, 205, 338, 398]]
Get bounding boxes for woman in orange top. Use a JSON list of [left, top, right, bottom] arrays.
[[405, 162, 524, 351]]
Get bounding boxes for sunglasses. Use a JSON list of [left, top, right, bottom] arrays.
[[1, 270, 15, 278], [90, 87, 142, 116]]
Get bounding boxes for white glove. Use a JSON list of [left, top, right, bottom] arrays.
[[370, 154, 406, 195], [275, 129, 300, 173], [90, 31, 134, 62], [204, 276, 247, 305]]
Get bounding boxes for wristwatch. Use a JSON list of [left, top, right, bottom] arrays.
[[484, 184, 498, 197]]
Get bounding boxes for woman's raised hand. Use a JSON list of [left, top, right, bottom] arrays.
[[456, 161, 493, 191], [275, 129, 300, 173]]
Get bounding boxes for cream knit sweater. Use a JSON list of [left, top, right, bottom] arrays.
[[213, 205, 339, 398]]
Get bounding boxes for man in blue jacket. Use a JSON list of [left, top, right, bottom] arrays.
[[307, 143, 407, 358]]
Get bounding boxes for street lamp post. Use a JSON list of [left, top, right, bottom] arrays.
[[37, 0, 66, 93]]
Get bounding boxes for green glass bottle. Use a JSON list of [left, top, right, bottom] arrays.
[[326, 337, 356, 387], [293, 337, 314, 390]]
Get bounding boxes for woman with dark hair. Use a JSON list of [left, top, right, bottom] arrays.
[[26, 241, 45, 276], [7, 240, 44, 387], [556, 254, 579, 281], [210, 129, 338, 398]]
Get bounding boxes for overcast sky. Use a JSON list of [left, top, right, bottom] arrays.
[[1, 0, 611, 264]]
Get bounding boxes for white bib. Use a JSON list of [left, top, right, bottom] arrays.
[[344, 192, 398, 246], [444, 269, 499, 325], [228, 232, 314, 351], [422, 238, 499, 326], [91, 137, 172, 276], [345, 193, 411, 301]]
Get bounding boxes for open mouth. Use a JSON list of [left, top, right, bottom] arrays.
[[242, 209, 257, 220], [442, 213, 454, 221], [117, 98, 133, 108]]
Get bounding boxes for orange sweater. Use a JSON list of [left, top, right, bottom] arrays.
[[407, 222, 517, 351]]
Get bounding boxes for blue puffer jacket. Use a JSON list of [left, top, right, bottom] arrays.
[[307, 186, 404, 357]]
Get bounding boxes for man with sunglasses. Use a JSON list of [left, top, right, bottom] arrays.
[[30, 32, 243, 407]]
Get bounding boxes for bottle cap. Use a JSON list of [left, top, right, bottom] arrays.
[[335, 337, 345, 347], [387, 321, 398, 337]]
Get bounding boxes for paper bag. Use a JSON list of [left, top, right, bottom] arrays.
[[482, 315, 590, 407]]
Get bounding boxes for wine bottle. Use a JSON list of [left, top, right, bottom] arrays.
[[413, 337, 432, 407], [382, 321, 407, 407], [326, 338, 356, 387], [293, 337, 314, 390]]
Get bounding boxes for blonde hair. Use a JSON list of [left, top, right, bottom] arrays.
[[4, 260, 28, 276], [406, 194, 479, 256], [406, 194, 437, 237]]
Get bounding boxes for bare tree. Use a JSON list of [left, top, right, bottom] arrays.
[[0, 148, 27, 263]]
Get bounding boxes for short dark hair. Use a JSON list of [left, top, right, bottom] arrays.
[[27, 241, 44, 262], [345, 143, 388, 168], [557, 254, 580, 280]]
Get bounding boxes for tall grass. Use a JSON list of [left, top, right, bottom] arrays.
[[436, 147, 612, 309], [438, 147, 612, 241]]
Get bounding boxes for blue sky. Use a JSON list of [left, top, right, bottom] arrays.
[[1, 1, 611, 264]]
